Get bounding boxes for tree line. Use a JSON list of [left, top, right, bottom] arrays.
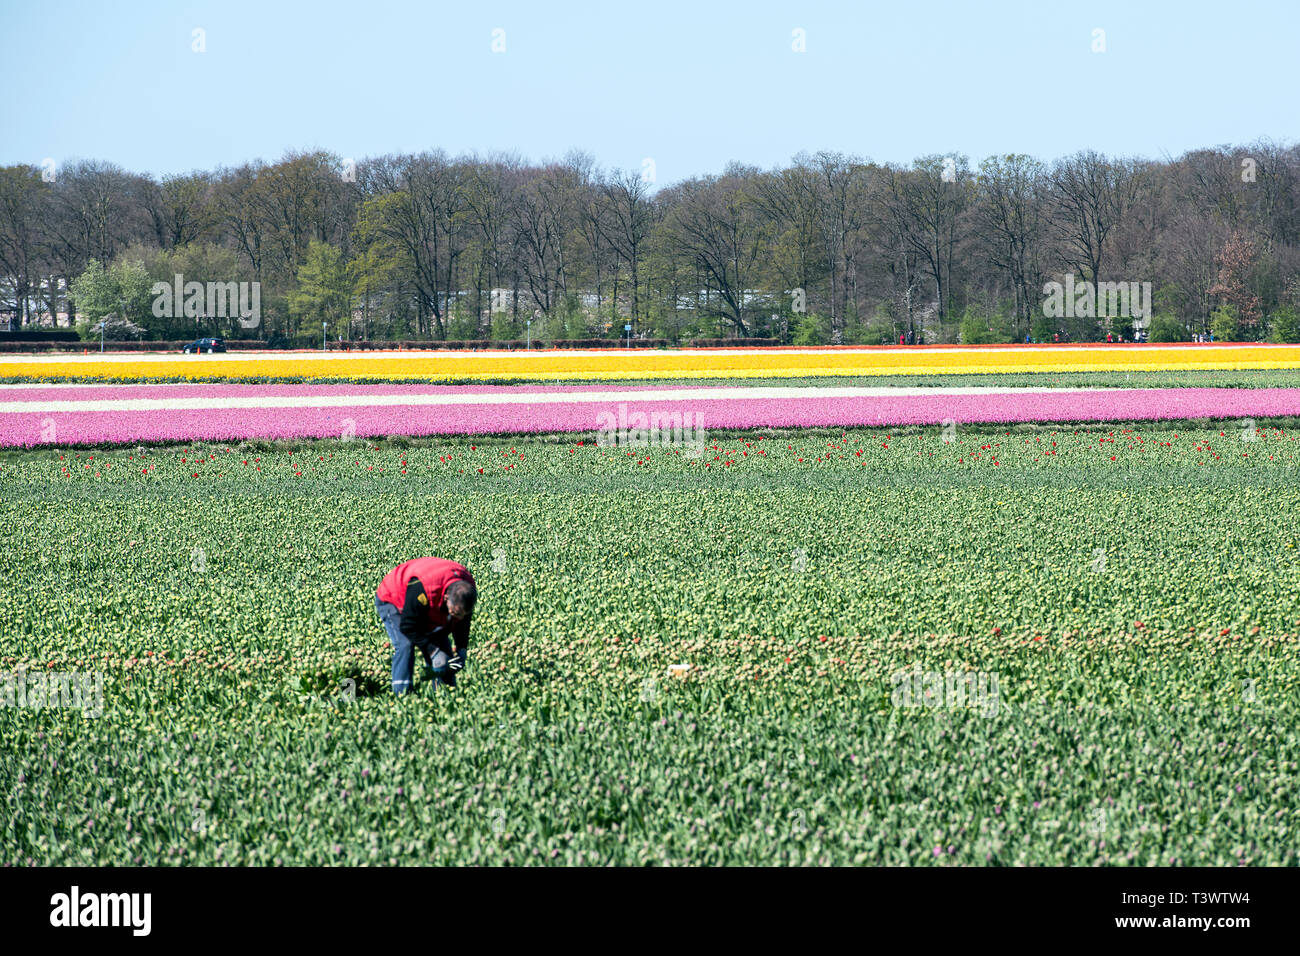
[[1, 143, 1298, 344]]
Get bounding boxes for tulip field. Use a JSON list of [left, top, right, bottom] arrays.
[[9, 382, 1300, 448], [3, 417, 1299, 865], [2, 345, 1298, 866], [5, 342, 1300, 385]]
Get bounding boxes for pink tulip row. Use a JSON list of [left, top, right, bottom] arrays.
[[5, 385, 1300, 447]]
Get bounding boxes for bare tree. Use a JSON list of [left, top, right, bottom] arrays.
[[975, 154, 1046, 332], [808, 152, 871, 343], [462, 155, 522, 333], [883, 155, 971, 329], [662, 167, 767, 336], [1047, 150, 1143, 286], [141, 172, 214, 250], [597, 169, 656, 322], [750, 161, 826, 319], [0, 165, 51, 326], [356, 151, 467, 339], [515, 161, 584, 317]]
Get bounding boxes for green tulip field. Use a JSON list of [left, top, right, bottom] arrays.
[[2, 421, 1298, 865]]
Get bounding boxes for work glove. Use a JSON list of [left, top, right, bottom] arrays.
[[449, 648, 468, 672], [423, 659, 455, 688]]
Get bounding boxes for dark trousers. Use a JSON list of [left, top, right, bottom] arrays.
[[375, 596, 451, 695]]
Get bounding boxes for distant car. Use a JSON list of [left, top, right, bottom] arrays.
[[183, 337, 226, 354]]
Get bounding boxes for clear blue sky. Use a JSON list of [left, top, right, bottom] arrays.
[[2, 0, 1295, 182]]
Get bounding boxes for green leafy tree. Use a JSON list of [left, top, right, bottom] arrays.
[[69, 258, 154, 340], [1210, 304, 1239, 342], [139, 242, 248, 338], [349, 241, 405, 342], [289, 241, 353, 337]]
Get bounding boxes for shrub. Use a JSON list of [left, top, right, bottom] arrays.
[[959, 307, 1014, 345], [1210, 304, 1240, 342], [1147, 313, 1188, 343], [1267, 305, 1300, 343], [791, 313, 829, 346]]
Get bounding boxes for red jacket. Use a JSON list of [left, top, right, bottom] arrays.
[[377, 557, 475, 631]]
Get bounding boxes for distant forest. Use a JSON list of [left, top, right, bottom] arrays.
[[2, 143, 1298, 345]]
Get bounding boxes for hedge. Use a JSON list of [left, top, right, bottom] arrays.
[[544, 338, 670, 349], [0, 336, 787, 352], [686, 338, 778, 347], [0, 328, 80, 343], [326, 339, 670, 351], [0, 339, 268, 353]]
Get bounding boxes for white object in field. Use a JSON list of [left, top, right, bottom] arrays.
[[667, 664, 691, 678]]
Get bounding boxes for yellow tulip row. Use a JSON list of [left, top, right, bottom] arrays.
[[5, 344, 1300, 382]]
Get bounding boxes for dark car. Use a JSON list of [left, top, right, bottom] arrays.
[[182, 337, 226, 354]]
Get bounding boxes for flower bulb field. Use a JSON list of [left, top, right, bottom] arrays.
[[10, 382, 1300, 446], [2, 346, 1299, 866], [5, 341, 1300, 384]]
